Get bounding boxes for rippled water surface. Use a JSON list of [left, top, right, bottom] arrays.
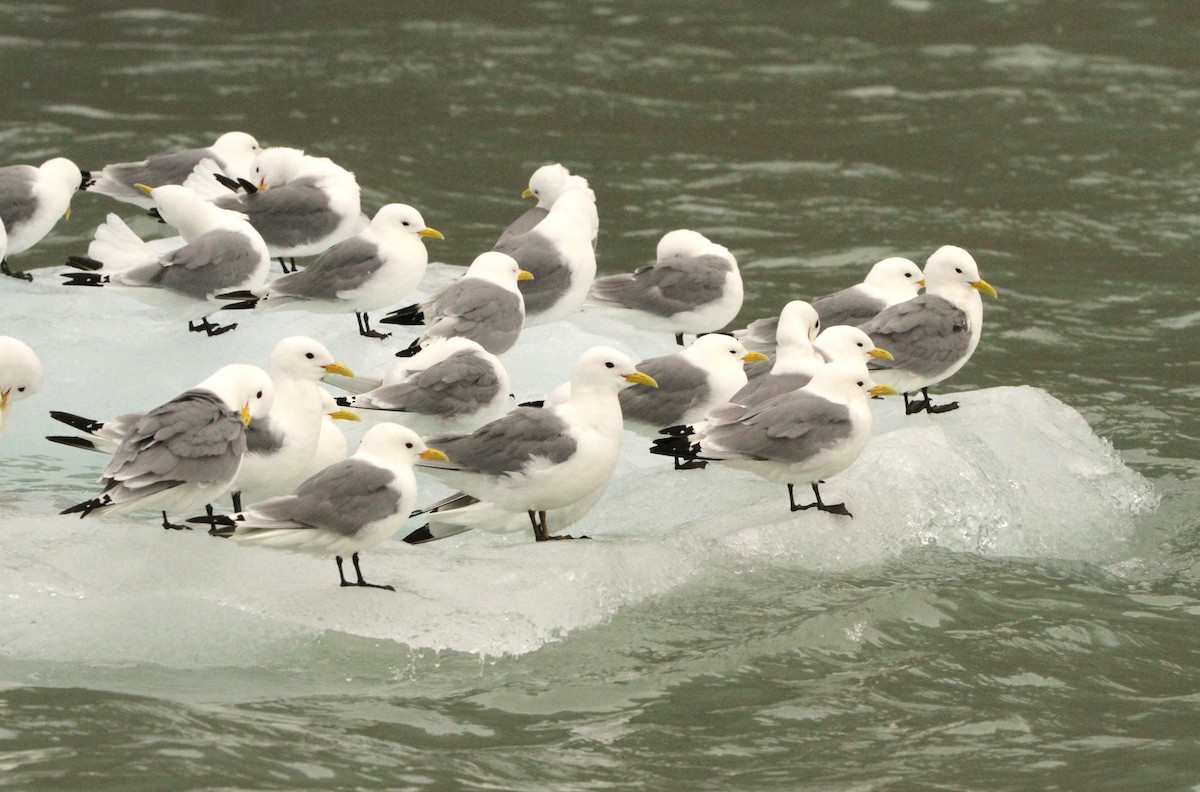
[[1, 2, 1198, 790]]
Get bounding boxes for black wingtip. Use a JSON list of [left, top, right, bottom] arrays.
[[402, 524, 436, 544], [237, 177, 258, 194], [334, 396, 352, 407], [658, 423, 694, 437], [45, 435, 100, 451], [61, 498, 102, 518], [649, 435, 698, 459], [216, 290, 257, 301], [394, 340, 422, 358], [220, 299, 259, 311], [60, 272, 106, 287], [79, 171, 95, 190], [49, 410, 104, 433], [518, 400, 545, 408], [147, 208, 165, 223], [213, 173, 241, 193], [65, 256, 103, 272], [378, 305, 424, 326]]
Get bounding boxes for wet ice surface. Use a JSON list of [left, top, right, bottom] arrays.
[[0, 265, 1158, 663]]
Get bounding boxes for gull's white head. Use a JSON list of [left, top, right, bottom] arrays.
[[40, 157, 84, 195], [776, 300, 821, 347], [683, 334, 766, 370], [571, 346, 658, 395], [0, 337, 42, 437], [656, 229, 736, 268], [804, 361, 897, 404], [248, 147, 307, 189], [465, 251, 532, 290], [370, 203, 444, 242], [814, 325, 893, 365], [863, 257, 925, 299], [356, 423, 446, 468], [923, 246, 997, 299], [269, 336, 353, 382], [524, 164, 573, 209], [199, 364, 275, 425], [210, 131, 260, 162]]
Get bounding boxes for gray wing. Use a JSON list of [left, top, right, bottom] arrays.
[[590, 255, 732, 317], [618, 354, 710, 427], [0, 165, 38, 233], [355, 350, 502, 420], [102, 148, 215, 191], [729, 371, 813, 407], [245, 414, 285, 454], [423, 407, 576, 477], [493, 230, 570, 316], [216, 176, 338, 249], [734, 316, 778, 347], [269, 237, 382, 300], [426, 280, 524, 354], [812, 286, 886, 328], [101, 390, 246, 496], [858, 295, 969, 378], [706, 391, 852, 464], [121, 228, 261, 298], [251, 459, 399, 535], [495, 207, 548, 248]]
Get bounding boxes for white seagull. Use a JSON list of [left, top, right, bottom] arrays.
[[0, 157, 84, 280], [415, 346, 657, 541], [588, 229, 743, 345], [0, 336, 43, 439], [857, 245, 997, 415], [218, 203, 443, 338], [197, 423, 447, 591]]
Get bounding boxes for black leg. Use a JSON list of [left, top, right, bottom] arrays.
[[336, 556, 351, 586], [188, 317, 238, 336], [532, 509, 588, 541], [277, 257, 294, 273], [1, 260, 32, 282], [905, 387, 958, 415], [349, 552, 395, 591], [231, 490, 243, 513], [529, 510, 545, 541], [788, 482, 852, 517], [357, 312, 390, 340], [674, 456, 707, 470], [161, 511, 191, 530], [675, 332, 685, 346]]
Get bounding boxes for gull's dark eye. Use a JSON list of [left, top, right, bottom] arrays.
[[955, 268, 963, 274], [17, 387, 25, 392], [857, 342, 864, 348], [905, 272, 913, 278], [605, 362, 615, 369], [402, 221, 410, 226], [256, 391, 263, 399], [405, 442, 414, 449], [857, 381, 864, 387], [305, 352, 314, 359], [814, 321, 820, 329]]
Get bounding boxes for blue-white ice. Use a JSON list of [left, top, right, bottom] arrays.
[[0, 263, 1159, 663]]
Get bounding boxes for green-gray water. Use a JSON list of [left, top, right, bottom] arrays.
[[1, 2, 1198, 790]]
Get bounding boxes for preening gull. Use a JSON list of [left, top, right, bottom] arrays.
[[300, 389, 358, 481], [741, 300, 822, 383], [0, 157, 84, 280], [0, 337, 42, 439], [195, 424, 446, 591], [336, 338, 511, 435], [187, 147, 363, 266], [651, 362, 897, 517], [492, 187, 597, 324], [83, 131, 260, 209], [62, 185, 270, 336], [416, 346, 657, 541], [383, 251, 532, 357], [496, 163, 595, 249], [588, 229, 743, 345], [857, 245, 997, 415], [60, 364, 274, 530], [219, 203, 443, 338]]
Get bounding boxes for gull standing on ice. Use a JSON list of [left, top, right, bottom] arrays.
[[415, 346, 657, 542], [62, 185, 271, 336], [0, 337, 42, 439], [496, 163, 595, 249], [83, 132, 260, 209], [195, 424, 447, 591], [383, 251, 532, 357], [60, 364, 274, 530], [229, 337, 354, 511], [857, 245, 997, 415], [218, 203, 443, 338], [651, 362, 897, 517], [588, 229, 743, 345], [0, 157, 84, 280], [492, 187, 598, 324], [336, 338, 511, 435]]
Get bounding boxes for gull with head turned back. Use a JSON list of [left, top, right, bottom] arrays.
[[0, 156, 84, 280]]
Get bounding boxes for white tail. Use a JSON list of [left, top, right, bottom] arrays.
[[87, 214, 158, 271]]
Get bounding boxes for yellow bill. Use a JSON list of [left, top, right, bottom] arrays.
[[868, 348, 894, 361], [743, 351, 769, 363], [971, 279, 998, 299], [134, 183, 155, 195], [239, 403, 252, 425], [868, 383, 899, 397], [322, 362, 354, 377], [517, 270, 535, 281], [419, 447, 449, 462], [418, 227, 445, 240], [329, 409, 360, 422], [624, 371, 658, 388], [521, 187, 535, 199]]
